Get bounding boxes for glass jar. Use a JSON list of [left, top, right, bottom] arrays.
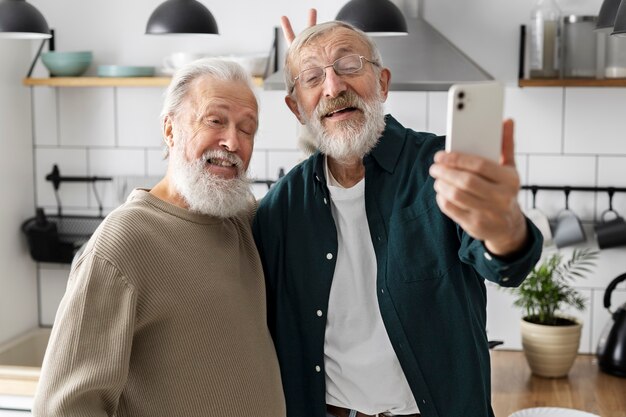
[[529, 0, 561, 78], [562, 15, 600, 78], [605, 34, 626, 78]]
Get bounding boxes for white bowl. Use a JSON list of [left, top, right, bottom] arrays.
[[218, 53, 268, 77]]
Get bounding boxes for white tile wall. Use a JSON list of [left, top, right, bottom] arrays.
[[504, 87, 563, 154], [58, 89, 115, 147], [427, 92, 448, 135], [255, 90, 299, 150], [88, 149, 146, 209], [32, 87, 58, 146], [38, 266, 71, 326], [117, 88, 165, 148], [564, 88, 626, 155], [146, 149, 168, 177], [30, 84, 626, 355], [384, 92, 428, 132]]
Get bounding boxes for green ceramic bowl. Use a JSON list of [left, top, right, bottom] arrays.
[[41, 51, 93, 76], [97, 65, 156, 77]]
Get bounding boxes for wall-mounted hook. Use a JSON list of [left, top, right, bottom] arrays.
[[608, 187, 615, 211], [563, 186, 571, 210], [531, 185, 538, 209]]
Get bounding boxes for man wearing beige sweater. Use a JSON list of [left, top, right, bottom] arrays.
[[33, 59, 286, 417]]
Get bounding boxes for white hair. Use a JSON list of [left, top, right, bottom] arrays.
[[160, 58, 258, 157], [284, 20, 384, 95]]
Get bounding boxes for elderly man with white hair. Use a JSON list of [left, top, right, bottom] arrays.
[[33, 59, 286, 417]]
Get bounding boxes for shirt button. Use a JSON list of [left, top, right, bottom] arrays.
[[316, 310, 323, 317], [484, 252, 493, 261], [326, 253, 333, 260], [502, 276, 510, 282], [315, 175, 320, 182], [324, 197, 328, 204], [315, 365, 321, 372], [381, 288, 385, 294]]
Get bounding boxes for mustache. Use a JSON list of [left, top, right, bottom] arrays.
[[314, 90, 364, 120]]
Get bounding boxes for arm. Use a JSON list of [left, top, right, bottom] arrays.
[[33, 252, 136, 417]]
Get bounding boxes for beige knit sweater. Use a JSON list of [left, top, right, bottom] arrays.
[[33, 189, 285, 417]]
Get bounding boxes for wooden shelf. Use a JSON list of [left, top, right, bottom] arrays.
[[23, 76, 264, 88], [519, 78, 626, 87]]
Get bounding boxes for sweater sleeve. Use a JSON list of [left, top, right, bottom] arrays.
[[33, 252, 137, 417]]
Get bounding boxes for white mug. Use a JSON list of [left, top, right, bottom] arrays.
[[525, 207, 553, 247], [163, 52, 206, 71]]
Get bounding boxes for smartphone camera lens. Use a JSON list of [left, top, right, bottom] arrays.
[[457, 91, 465, 99], [457, 102, 464, 110]]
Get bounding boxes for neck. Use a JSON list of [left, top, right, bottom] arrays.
[[327, 156, 365, 188], [150, 175, 188, 210]]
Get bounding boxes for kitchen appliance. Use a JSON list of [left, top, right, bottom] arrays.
[[597, 273, 626, 377]]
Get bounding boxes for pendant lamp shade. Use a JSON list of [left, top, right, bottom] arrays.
[[336, 0, 408, 36], [596, 0, 623, 31], [0, 0, 50, 39], [612, 0, 626, 36], [146, 0, 218, 35]]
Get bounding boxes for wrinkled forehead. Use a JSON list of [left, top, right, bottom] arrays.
[[184, 76, 258, 120], [296, 27, 372, 70]]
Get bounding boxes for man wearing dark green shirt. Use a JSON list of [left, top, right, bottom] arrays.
[[252, 19, 542, 417]]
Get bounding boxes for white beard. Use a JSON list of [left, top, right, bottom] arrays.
[[301, 89, 386, 162], [169, 146, 252, 218]]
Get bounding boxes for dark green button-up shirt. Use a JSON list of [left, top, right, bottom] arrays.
[[252, 115, 542, 417]]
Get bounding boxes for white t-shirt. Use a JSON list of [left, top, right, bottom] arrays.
[[323, 158, 419, 415]]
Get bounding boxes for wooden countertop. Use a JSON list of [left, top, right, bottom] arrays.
[[2, 350, 625, 414], [491, 350, 626, 417]]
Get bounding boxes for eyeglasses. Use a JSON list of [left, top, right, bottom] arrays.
[[292, 54, 379, 90]]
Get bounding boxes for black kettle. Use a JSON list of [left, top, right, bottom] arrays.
[[597, 273, 626, 378]]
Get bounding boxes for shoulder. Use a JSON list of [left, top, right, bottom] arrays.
[[257, 155, 315, 213]]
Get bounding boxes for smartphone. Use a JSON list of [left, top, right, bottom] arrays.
[[445, 82, 504, 162]]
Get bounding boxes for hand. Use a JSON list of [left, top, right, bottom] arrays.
[[281, 8, 317, 45], [429, 119, 528, 257]]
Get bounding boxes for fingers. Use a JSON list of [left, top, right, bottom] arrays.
[[281, 16, 296, 44], [307, 8, 317, 28], [500, 119, 515, 167], [281, 9, 318, 46], [433, 150, 518, 185]]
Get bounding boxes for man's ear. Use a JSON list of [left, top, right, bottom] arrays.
[[163, 115, 174, 148], [378, 68, 391, 102], [285, 94, 305, 125]]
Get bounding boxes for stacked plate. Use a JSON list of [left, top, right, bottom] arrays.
[[97, 66, 155, 77]]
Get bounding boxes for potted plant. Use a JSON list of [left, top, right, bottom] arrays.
[[508, 248, 598, 377]]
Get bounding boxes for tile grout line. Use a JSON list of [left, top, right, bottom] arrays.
[[560, 87, 566, 154]]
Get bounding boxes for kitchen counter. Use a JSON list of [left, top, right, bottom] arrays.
[[491, 350, 626, 417]]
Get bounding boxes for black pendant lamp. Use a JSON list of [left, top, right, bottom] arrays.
[[612, 0, 626, 36], [146, 0, 218, 35], [0, 0, 50, 39], [596, 0, 622, 31], [336, 0, 408, 36]]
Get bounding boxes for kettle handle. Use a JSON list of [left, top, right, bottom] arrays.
[[604, 272, 626, 310]]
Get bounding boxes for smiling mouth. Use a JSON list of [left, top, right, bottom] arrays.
[[206, 157, 236, 168], [324, 106, 359, 118]]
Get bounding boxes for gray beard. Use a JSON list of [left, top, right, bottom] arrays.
[[170, 147, 252, 218], [302, 90, 386, 162]]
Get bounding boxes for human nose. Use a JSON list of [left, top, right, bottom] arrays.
[[218, 125, 240, 153], [321, 65, 347, 98]]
